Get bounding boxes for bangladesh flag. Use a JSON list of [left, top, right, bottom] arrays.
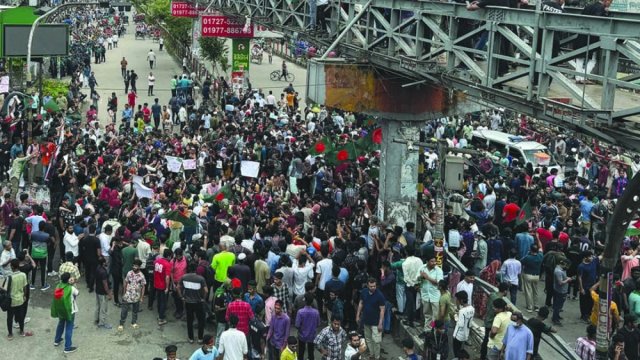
[[309, 137, 334, 156], [330, 141, 358, 164], [356, 127, 383, 153], [43, 100, 60, 113], [50, 283, 73, 320], [515, 201, 532, 226], [161, 210, 198, 227], [212, 184, 234, 203]]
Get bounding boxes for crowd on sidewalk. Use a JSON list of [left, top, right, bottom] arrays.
[[2, 6, 640, 360]]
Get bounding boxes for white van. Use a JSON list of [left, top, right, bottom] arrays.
[[471, 130, 562, 173]]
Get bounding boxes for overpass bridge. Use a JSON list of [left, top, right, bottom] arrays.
[[207, 0, 640, 149], [206, 0, 640, 227]]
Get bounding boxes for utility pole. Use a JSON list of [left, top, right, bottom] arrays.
[[596, 172, 640, 359], [393, 137, 480, 267]]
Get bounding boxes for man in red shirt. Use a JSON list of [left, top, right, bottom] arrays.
[[225, 287, 254, 336], [154, 249, 173, 325], [142, 103, 151, 124], [536, 226, 554, 251], [127, 90, 137, 109]]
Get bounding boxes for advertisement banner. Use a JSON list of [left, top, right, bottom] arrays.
[[201, 16, 254, 38], [171, 1, 203, 18], [232, 38, 250, 72]]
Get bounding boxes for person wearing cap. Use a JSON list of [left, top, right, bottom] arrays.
[[228, 253, 251, 294], [225, 286, 254, 336], [499, 312, 533, 360]]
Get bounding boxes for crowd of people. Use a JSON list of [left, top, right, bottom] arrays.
[[2, 4, 640, 360]]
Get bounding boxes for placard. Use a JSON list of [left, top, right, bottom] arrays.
[[183, 159, 197, 170], [165, 156, 183, 173], [240, 160, 260, 178], [134, 182, 154, 199], [201, 16, 254, 38]]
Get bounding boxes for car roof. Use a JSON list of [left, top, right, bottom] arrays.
[[472, 130, 547, 151]]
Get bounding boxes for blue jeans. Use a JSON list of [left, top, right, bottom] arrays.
[[552, 291, 567, 322], [156, 289, 168, 321], [509, 284, 518, 305], [396, 284, 406, 314], [54, 316, 75, 351], [383, 301, 392, 332]]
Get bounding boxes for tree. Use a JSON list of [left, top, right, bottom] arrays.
[[199, 37, 230, 73]]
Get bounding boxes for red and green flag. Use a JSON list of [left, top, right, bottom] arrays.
[[356, 127, 383, 153], [309, 136, 334, 156], [515, 201, 532, 226]]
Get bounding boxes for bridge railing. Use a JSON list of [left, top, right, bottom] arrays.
[[445, 250, 580, 360], [207, 0, 640, 150]]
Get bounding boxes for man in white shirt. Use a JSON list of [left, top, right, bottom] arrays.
[[315, 247, 333, 315], [455, 270, 475, 304], [99, 225, 113, 270], [576, 153, 588, 178], [147, 49, 156, 69], [218, 314, 248, 360], [266, 91, 277, 110], [63, 225, 82, 263], [402, 247, 424, 327], [344, 332, 367, 360], [632, 155, 640, 179], [1, 241, 16, 275]]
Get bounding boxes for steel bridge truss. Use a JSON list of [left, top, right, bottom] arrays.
[[208, 0, 640, 150]]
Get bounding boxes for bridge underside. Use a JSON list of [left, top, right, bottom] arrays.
[[206, 0, 640, 151]]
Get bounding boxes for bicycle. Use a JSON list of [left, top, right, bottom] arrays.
[[270, 70, 295, 82]]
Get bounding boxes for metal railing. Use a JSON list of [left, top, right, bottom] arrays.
[[445, 251, 580, 360]]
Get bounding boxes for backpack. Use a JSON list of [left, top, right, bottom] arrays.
[[0, 276, 12, 311], [199, 261, 215, 288]]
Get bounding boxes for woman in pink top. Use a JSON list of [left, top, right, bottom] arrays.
[[171, 248, 188, 318], [621, 246, 639, 281]]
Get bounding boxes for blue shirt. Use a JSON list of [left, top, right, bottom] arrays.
[[515, 232, 534, 260], [295, 306, 320, 342], [503, 324, 534, 360], [580, 200, 594, 222], [189, 346, 219, 360], [243, 293, 264, 314], [122, 108, 133, 121], [359, 288, 386, 326], [577, 258, 599, 289], [268, 313, 290, 348]]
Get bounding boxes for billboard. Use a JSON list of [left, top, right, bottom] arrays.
[[3, 24, 69, 57], [201, 16, 254, 38], [170, 1, 204, 17], [232, 38, 250, 72]]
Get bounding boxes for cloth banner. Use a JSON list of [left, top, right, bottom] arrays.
[[183, 159, 197, 170], [240, 160, 260, 178], [165, 156, 183, 173], [133, 182, 154, 199]]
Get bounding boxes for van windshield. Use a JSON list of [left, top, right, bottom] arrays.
[[523, 149, 558, 166]]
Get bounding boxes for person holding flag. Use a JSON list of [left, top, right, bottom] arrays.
[[51, 272, 80, 354]]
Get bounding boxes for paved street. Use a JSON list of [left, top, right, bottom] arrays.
[[0, 21, 397, 360], [2, 15, 590, 360]]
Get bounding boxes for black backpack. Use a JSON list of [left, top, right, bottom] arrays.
[[0, 276, 12, 312]]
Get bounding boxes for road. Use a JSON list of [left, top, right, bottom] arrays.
[[0, 18, 399, 360]]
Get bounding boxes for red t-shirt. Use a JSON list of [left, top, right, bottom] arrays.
[[536, 228, 554, 250], [128, 92, 136, 107], [502, 203, 520, 223], [153, 258, 172, 290], [142, 107, 151, 123]]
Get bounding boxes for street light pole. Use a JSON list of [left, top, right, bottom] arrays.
[[26, 1, 99, 86]]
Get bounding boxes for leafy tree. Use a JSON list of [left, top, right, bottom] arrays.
[[199, 37, 229, 73]]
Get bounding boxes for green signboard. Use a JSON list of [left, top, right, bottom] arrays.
[[232, 38, 249, 72]]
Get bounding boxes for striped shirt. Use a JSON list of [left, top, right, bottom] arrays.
[[575, 337, 596, 360]]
